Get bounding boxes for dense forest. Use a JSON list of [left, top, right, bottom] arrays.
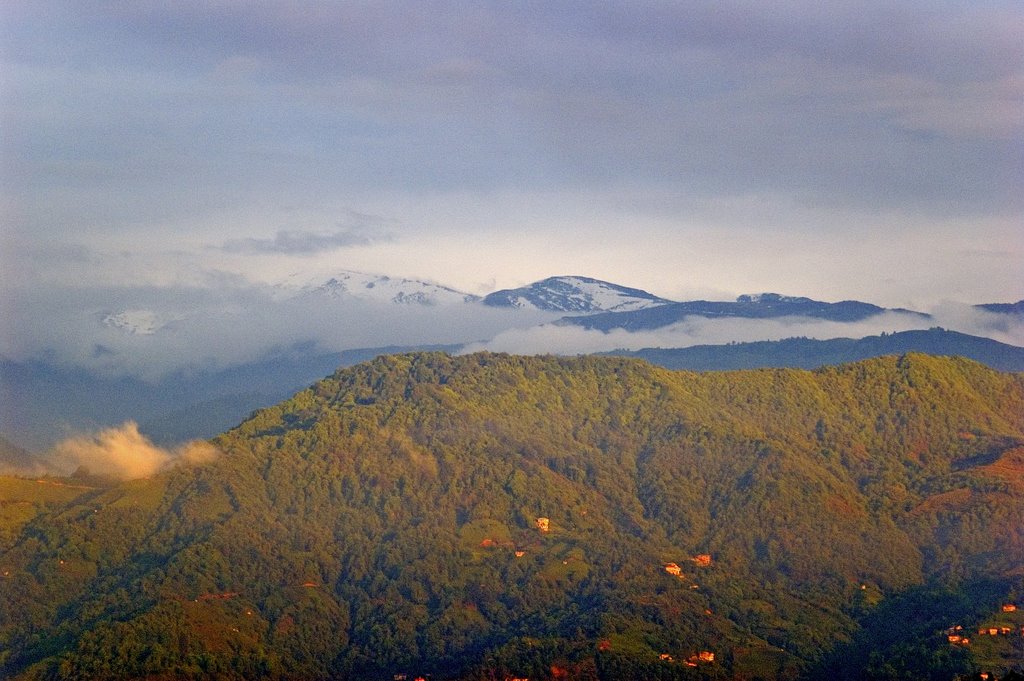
[[1, 352, 1023, 680]]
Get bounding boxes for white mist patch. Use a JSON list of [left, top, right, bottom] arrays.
[[46, 422, 219, 480], [0, 282, 559, 380], [461, 312, 946, 356], [928, 302, 1024, 347]]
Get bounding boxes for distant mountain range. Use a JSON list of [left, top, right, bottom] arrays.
[[607, 327, 1024, 373], [977, 300, 1024, 316], [0, 344, 458, 450], [96, 270, 1022, 338], [562, 292, 931, 331], [0, 435, 36, 475], [5, 270, 1022, 451]]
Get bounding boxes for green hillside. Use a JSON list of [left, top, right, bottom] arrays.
[[1, 353, 1023, 680]]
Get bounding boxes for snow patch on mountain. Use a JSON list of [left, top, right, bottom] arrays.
[[101, 310, 167, 335], [275, 270, 480, 306], [482, 276, 675, 313]]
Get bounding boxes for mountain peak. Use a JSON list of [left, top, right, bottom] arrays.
[[482, 275, 674, 312], [276, 269, 479, 306]]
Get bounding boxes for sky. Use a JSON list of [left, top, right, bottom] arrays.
[[1, 1, 1023, 376]]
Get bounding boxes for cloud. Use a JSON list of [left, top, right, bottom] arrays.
[[43, 421, 218, 480], [220, 224, 393, 256], [462, 306, 1024, 357], [0, 278, 558, 379], [927, 302, 1024, 347]]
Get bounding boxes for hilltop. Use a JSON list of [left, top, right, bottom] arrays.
[[1, 353, 1023, 680]]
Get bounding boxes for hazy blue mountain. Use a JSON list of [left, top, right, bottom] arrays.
[[606, 328, 1024, 372], [482, 276, 675, 312], [563, 292, 930, 331], [0, 344, 459, 449], [0, 434, 35, 472], [976, 300, 1024, 317]]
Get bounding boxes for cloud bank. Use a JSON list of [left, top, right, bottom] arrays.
[[2, 266, 1020, 382], [462, 306, 1024, 357], [220, 227, 390, 255], [0, 280, 558, 379]]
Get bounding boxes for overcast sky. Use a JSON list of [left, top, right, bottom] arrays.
[[2, 1, 1022, 319]]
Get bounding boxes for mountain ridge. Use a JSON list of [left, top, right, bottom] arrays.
[[607, 327, 1024, 373], [561, 293, 931, 331], [275, 269, 480, 306], [5, 328, 1024, 451]]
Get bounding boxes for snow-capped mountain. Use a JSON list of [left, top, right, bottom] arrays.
[[276, 270, 479, 306], [482, 276, 675, 313]]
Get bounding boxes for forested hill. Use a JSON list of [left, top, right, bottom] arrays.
[[2, 353, 1023, 680]]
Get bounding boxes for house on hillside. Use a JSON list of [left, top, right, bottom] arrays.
[[535, 517, 550, 532], [664, 563, 682, 576], [1002, 603, 1017, 612], [692, 554, 712, 567]]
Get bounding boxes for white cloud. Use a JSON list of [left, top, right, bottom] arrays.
[[44, 421, 218, 480], [462, 307, 1024, 357]]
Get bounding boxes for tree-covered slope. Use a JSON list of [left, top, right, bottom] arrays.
[[1, 353, 1022, 680]]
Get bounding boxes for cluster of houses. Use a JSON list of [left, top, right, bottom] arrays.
[[976, 625, 1023, 636], [945, 605, 1023, 646], [692, 554, 712, 567], [945, 626, 970, 646], [664, 554, 713, 578], [659, 650, 715, 666]]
